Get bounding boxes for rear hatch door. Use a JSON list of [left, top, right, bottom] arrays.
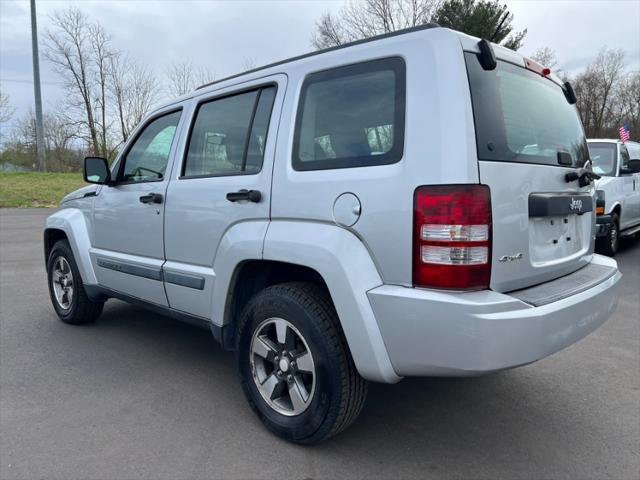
[[465, 52, 595, 292]]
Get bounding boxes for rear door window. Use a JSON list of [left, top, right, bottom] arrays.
[[183, 86, 276, 178], [293, 57, 405, 171]]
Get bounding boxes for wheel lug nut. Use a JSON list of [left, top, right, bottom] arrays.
[[287, 374, 293, 382]]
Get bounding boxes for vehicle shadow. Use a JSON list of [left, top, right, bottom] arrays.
[[90, 298, 612, 478], [617, 234, 639, 254]]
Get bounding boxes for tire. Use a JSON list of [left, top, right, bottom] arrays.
[[47, 239, 104, 324], [596, 212, 619, 257], [236, 282, 368, 444]]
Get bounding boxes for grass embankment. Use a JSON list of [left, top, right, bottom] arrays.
[[0, 172, 86, 208]]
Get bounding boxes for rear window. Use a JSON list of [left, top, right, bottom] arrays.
[[292, 57, 405, 171], [588, 142, 617, 176], [465, 52, 589, 168]]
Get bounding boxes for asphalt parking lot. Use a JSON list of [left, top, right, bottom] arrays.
[[1, 208, 639, 480]]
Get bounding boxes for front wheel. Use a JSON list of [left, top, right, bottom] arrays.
[[47, 239, 104, 324], [596, 212, 619, 257], [236, 282, 367, 444]]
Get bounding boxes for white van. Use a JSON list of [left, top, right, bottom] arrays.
[[588, 139, 640, 255]]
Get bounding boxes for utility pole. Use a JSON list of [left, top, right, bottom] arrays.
[[30, 0, 46, 171]]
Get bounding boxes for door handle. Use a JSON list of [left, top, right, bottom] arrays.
[[226, 189, 261, 203], [139, 193, 163, 204]]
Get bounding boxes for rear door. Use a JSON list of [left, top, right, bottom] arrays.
[[162, 76, 284, 319], [465, 53, 595, 292]]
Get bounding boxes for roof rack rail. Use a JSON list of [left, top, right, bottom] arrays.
[[196, 23, 440, 91]]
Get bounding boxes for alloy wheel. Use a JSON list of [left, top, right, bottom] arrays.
[[249, 317, 316, 416], [51, 256, 74, 310]]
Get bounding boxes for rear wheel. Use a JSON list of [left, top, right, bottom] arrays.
[[236, 282, 367, 444], [47, 240, 103, 324], [596, 212, 619, 257]]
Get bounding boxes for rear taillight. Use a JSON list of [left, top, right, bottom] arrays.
[[413, 185, 492, 290]]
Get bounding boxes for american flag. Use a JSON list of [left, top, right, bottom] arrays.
[[619, 123, 630, 142]]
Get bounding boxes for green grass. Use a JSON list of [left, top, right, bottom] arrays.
[[0, 172, 87, 208]]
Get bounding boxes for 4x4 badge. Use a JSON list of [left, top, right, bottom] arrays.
[[498, 253, 523, 262]]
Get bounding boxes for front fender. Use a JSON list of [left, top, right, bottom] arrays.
[[262, 221, 401, 384], [45, 208, 97, 285], [609, 201, 622, 216]]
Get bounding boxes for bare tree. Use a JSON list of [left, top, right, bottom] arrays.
[[0, 90, 15, 126], [89, 22, 114, 157], [573, 48, 626, 138], [312, 0, 442, 49], [109, 54, 159, 144], [530, 47, 558, 69], [195, 66, 216, 87], [8, 110, 79, 171], [613, 71, 640, 139], [166, 59, 194, 97], [44, 8, 100, 153], [166, 59, 215, 96]]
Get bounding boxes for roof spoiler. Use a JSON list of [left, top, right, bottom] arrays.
[[476, 39, 497, 71]]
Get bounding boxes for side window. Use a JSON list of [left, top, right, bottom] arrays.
[[183, 86, 276, 178], [619, 145, 630, 170], [293, 57, 405, 171], [120, 111, 181, 182]]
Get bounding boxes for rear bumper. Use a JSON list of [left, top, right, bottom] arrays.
[[368, 255, 621, 377]]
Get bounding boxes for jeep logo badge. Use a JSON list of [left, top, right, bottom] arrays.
[[570, 197, 583, 212]]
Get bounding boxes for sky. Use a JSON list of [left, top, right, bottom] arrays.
[[1, 0, 639, 132]]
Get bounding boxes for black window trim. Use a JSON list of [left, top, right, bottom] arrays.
[[292, 56, 406, 172], [115, 108, 183, 185], [179, 82, 278, 180]]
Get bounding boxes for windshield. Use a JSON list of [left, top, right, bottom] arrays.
[[588, 142, 617, 176], [465, 53, 589, 167]]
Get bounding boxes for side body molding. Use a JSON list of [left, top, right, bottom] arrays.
[[44, 208, 97, 285], [261, 221, 401, 384]]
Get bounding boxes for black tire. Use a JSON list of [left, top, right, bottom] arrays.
[[47, 239, 104, 324], [236, 282, 368, 444], [596, 212, 619, 257]]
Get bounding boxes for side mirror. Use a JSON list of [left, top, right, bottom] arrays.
[[84, 157, 111, 184], [628, 159, 640, 173]]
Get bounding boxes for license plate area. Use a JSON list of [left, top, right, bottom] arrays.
[[529, 215, 587, 264]]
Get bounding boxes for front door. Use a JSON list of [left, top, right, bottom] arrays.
[[91, 109, 183, 305], [163, 76, 286, 319], [619, 144, 640, 228]]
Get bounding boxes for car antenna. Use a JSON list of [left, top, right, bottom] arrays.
[[490, 11, 509, 43]]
